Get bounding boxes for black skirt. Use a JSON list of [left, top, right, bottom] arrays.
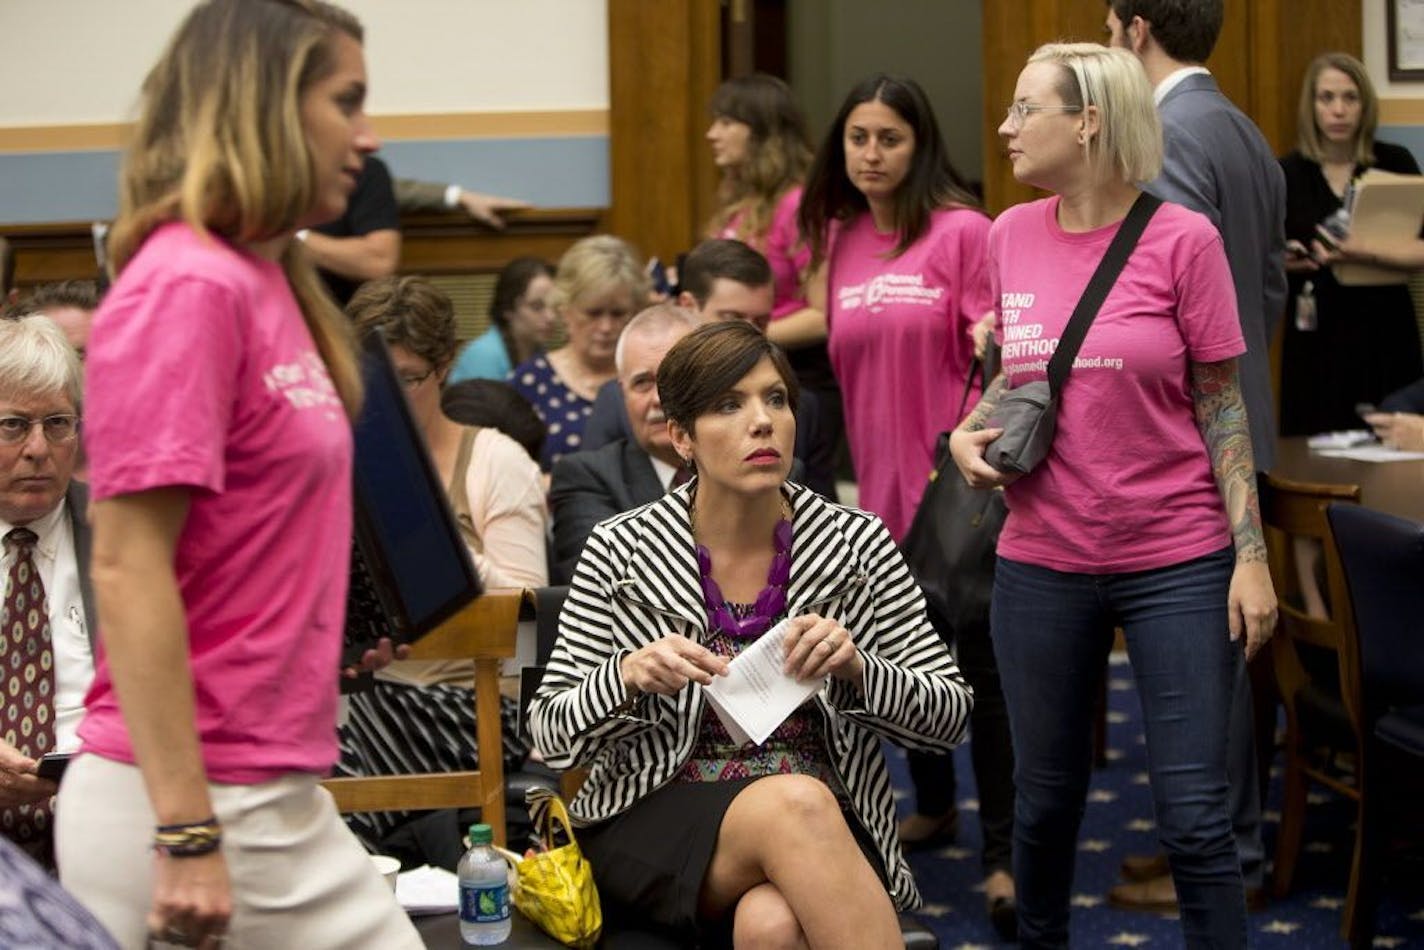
[[577, 775, 887, 946]]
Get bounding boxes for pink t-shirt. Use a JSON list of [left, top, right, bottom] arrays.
[[990, 197, 1244, 573], [718, 186, 811, 319], [827, 207, 994, 540], [79, 222, 354, 783]]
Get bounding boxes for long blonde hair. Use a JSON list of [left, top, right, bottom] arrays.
[[108, 0, 364, 415], [707, 74, 814, 245]]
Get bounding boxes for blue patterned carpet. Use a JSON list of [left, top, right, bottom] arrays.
[[890, 652, 1424, 948]]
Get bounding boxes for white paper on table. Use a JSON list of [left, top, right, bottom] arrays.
[[702, 617, 826, 747], [1314, 445, 1424, 462], [395, 864, 459, 916], [1307, 430, 1374, 450]]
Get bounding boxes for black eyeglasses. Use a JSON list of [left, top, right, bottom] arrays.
[[0, 414, 81, 446]]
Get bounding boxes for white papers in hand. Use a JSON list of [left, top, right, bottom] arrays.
[[702, 617, 826, 747], [395, 864, 459, 915]]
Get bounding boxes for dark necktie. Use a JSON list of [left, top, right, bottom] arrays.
[[670, 464, 693, 490], [1, 527, 56, 864]]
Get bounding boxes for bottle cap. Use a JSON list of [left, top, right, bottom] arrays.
[[469, 823, 493, 845]]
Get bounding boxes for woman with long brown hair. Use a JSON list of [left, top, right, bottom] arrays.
[[1278, 52, 1424, 435], [706, 74, 842, 490], [56, 2, 420, 946]]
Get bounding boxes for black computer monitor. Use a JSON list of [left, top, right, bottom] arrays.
[[342, 331, 482, 673]]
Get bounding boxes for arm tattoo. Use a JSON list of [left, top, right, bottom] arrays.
[[960, 373, 1008, 432], [1190, 358, 1267, 563]]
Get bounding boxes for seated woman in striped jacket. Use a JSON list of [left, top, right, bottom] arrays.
[[529, 320, 973, 948]]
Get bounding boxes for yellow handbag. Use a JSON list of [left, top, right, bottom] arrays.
[[498, 787, 602, 949]]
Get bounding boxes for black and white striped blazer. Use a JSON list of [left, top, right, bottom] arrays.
[[528, 479, 973, 910]]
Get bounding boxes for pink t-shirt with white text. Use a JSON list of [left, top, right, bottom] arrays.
[[80, 222, 354, 783], [990, 197, 1244, 573], [828, 208, 994, 540], [719, 186, 810, 319]]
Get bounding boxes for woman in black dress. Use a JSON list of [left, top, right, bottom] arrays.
[[1279, 52, 1423, 436]]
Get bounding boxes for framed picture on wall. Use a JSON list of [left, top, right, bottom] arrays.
[[1388, 0, 1424, 80]]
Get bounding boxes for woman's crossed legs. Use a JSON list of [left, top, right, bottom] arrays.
[[700, 774, 902, 949]]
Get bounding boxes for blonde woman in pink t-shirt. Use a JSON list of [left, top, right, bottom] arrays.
[[799, 72, 1016, 938], [950, 43, 1277, 949], [57, 2, 422, 948]]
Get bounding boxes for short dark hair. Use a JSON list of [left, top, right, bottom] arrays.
[[800, 74, 979, 268], [1107, 0, 1222, 63], [679, 240, 773, 308], [441, 379, 547, 462], [6, 279, 102, 318], [346, 276, 458, 368], [657, 321, 798, 436]]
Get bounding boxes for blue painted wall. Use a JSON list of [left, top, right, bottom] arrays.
[[1378, 125, 1424, 168], [0, 136, 610, 224]]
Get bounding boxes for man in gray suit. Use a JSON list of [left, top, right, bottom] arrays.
[[0, 315, 96, 866], [548, 304, 704, 584], [1107, 0, 1286, 911]]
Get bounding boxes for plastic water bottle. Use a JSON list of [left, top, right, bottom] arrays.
[[458, 823, 510, 945]]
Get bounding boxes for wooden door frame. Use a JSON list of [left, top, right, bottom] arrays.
[[606, 0, 724, 264]]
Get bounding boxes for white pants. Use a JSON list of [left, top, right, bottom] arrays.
[[56, 754, 422, 950]]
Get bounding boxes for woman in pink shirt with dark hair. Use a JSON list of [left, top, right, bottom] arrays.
[[706, 74, 842, 493], [798, 71, 1016, 936], [950, 43, 1276, 948], [57, 2, 421, 947]]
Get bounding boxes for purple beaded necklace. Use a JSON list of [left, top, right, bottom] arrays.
[[693, 501, 793, 639]]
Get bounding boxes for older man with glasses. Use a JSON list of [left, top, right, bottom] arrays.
[[0, 314, 95, 870]]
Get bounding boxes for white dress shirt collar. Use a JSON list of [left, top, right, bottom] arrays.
[[1154, 65, 1211, 105]]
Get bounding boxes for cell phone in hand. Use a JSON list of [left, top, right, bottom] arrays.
[[1285, 239, 1310, 259], [36, 752, 73, 783], [1355, 402, 1378, 419]]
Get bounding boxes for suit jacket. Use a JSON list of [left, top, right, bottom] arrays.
[[528, 480, 972, 910], [1382, 377, 1424, 414], [1147, 72, 1288, 469], [549, 438, 807, 584], [549, 439, 665, 585], [394, 177, 452, 214], [580, 379, 836, 498], [64, 481, 96, 655]]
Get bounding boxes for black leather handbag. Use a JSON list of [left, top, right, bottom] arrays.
[[900, 360, 1008, 639]]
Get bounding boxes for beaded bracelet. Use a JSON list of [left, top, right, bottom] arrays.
[[153, 817, 223, 858]]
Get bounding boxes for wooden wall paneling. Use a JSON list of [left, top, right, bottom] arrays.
[[980, 0, 1109, 215], [607, 0, 723, 265], [1206, 4, 1253, 119], [0, 208, 602, 292]]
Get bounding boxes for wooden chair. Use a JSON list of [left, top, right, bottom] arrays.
[[322, 587, 529, 847], [1259, 474, 1362, 902]]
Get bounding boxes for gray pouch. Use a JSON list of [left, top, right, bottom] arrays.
[[979, 193, 1162, 477], [985, 380, 1057, 475]]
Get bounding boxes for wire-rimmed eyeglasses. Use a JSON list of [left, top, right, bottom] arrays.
[[1004, 101, 1083, 130], [0, 414, 81, 446]]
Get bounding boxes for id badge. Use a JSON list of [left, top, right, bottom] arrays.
[[1295, 281, 1317, 332]]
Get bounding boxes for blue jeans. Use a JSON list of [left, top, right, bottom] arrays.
[[991, 548, 1245, 949]]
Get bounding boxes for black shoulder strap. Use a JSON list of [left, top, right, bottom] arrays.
[[1046, 192, 1162, 397]]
